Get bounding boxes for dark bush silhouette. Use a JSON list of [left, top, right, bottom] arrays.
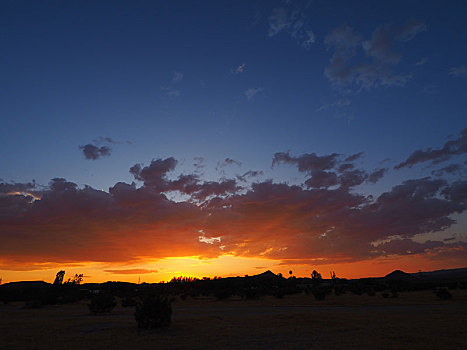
[[435, 287, 452, 300], [64, 274, 83, 285], [311, 286, 326, 301], [88, 293, 116, 314], [53, 270, 65, 285], [135, 295, 172, 329], [122, 296, 137, 307]]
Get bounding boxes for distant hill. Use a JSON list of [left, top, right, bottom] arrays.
[[411, 268, 467, 279], [385, 270, 415, 280], [253, 270, 279, 279]]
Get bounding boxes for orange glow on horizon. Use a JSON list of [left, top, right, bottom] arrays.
[[1, 254, 465, 284]]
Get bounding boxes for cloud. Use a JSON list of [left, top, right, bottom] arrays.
[[235, 63, 246, 74], [79, 144, 111, 160], [415, 57, 428, 66], [79, 136, 125, 160], [2, 138, 467, 270], [172, 71, 184, 83], [161, 86, 180, 98], [216, 158, 242, 171], [431, 164, 463, 177], [236, 170, 263, 182], [324, 20, 425, 90], [368, 168, 388, 183], [449, 65, 467, 77], [245, 88, 264, 100], [395, 127, 467, 169], [105, 269, 158, 275], [273, 151, 387, 189], [268, 3, 316, 49]]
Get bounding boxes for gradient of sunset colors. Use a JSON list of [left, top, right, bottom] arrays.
[[1, 1, 466, 283]]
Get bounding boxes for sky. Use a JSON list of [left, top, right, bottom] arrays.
[[1, 0, 466, 284]]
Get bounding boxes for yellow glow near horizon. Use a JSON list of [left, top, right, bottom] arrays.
[[1, 254, 465, 284]]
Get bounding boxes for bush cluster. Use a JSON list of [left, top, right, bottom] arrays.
[[88, 293, 116, 314], [135, 295, 172, 329]]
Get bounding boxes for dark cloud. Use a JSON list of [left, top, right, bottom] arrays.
[[130, 157, 178, 188], [431, 164, 463, 176], [273, 152, 339, 173], [79, 137, 121, 160], [345, 152, 364, 162], [79, 144, 111, 160], [1, 149, 466, 270], [273, 151, 386, 188], [395, 127, 467, 169], [324, 20, 425, 90], [236, 170, 264, 182], [368, 168, 388, 183]]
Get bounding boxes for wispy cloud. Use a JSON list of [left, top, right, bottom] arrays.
[[268, 3, 316, 49], [415, 57, 428, 66], [245, 87, 264, 100], [172, 71, 184, 83], [449, 65, 467, 77], [395, 127, 467, 169], [235, 63, 246, 74], [324, 20, 426, 90]]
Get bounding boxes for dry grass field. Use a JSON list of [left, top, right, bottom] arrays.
[[1, 290, 466, 350]]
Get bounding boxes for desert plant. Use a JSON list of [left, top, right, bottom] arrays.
[[122, 296, 137, 307], [53, 270, 65, 285], [88, 293, 116, 314], [311, 287, 326, 301], [435, 287, 452, 300], [135, 295, 172, 329]]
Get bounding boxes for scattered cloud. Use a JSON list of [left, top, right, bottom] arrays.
[[79, 136, 120, 160], [268, 3, 316, 49], [236, 170, 263, 182], [395, 127, 467, 169], [172, 71, 184, 83], [245, 87, 264, 100], [161, 86, 180, 98], [217, 158, 242, 170], [79, 144, 111, 160], [2, 133, 467, 270], [415, 57, 428, 66], [449, 65, 467, 77], [324, 20, 426, 90], [235, 63, 246, 74]]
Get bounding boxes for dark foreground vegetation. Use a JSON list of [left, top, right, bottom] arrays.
[[0, 268, 466, 349]]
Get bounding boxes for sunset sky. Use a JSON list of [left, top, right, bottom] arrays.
[[1, 0, 466, 284]]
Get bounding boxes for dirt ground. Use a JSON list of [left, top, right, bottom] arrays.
[[1, 290, 466, 350]]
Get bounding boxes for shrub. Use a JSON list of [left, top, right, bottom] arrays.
[[122, 296, 137, 307], [135, 295, 172, 329], [88, 293, 116, 314], [311, 287, 326, 301], [435, 287, 452, 300]]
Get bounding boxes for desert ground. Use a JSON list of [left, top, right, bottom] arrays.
[[1, 290, 466, 350]]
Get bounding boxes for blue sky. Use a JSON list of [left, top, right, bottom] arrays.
[[0, 1, 466, 281], [1, 0, 466, 189]]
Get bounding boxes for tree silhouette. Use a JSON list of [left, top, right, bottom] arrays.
[[65, 274, 84, 285], [311, 270, 322, 282], [53, 270, 65, 285]]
